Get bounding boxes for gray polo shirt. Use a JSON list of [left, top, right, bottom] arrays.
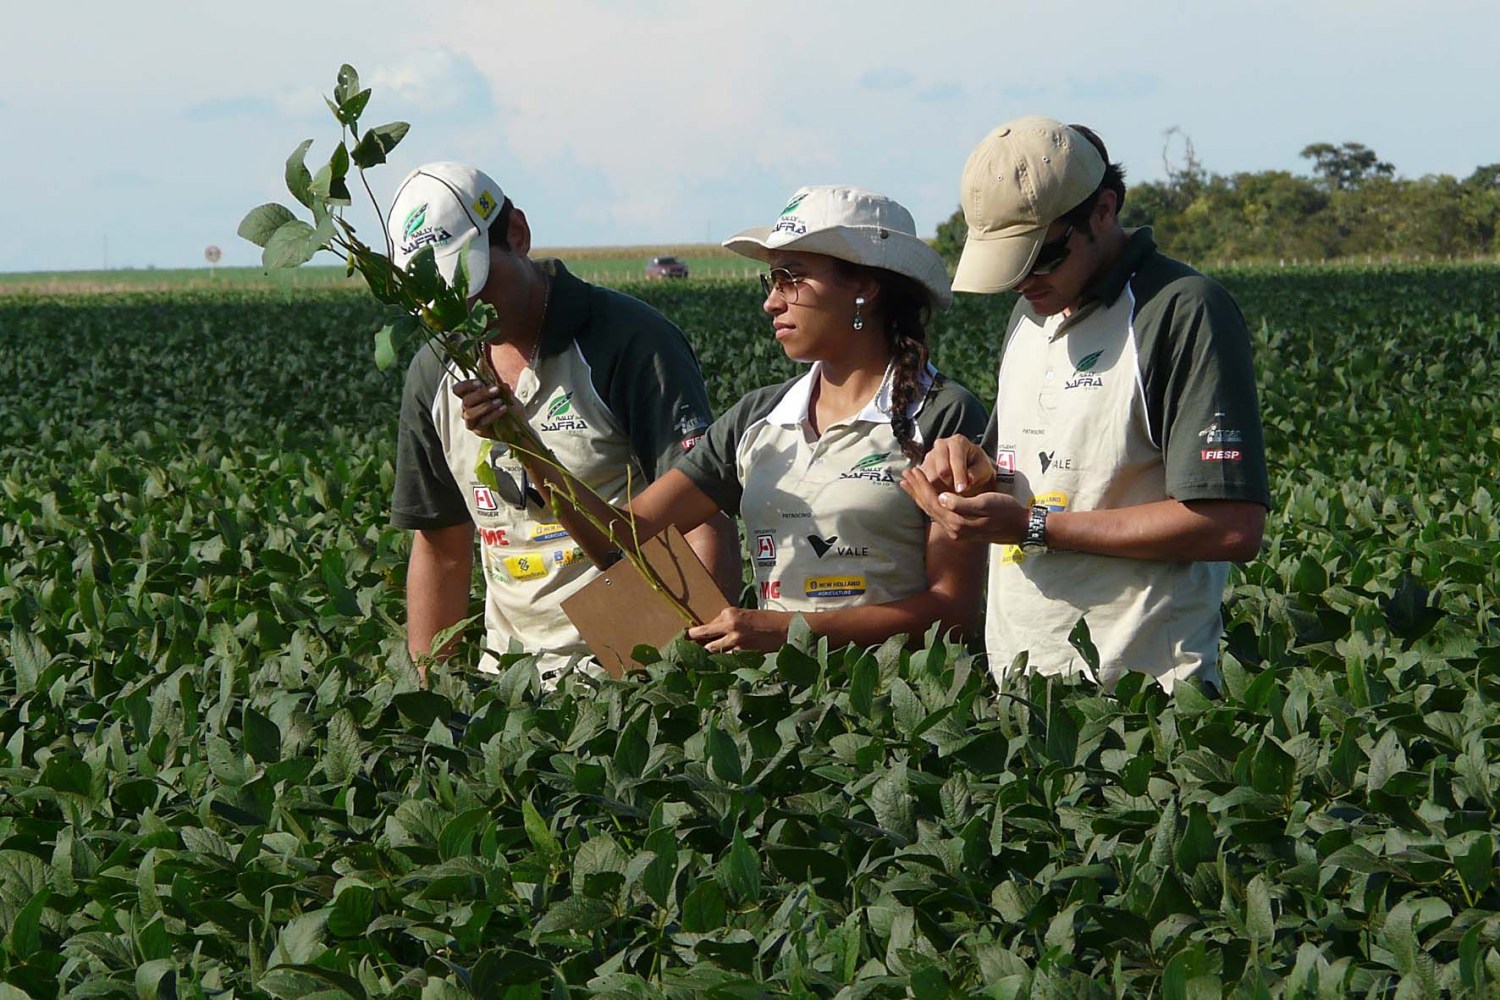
[[391, 260, 714, 674], [983, 229, 1270, 692], [680, 364, 986, 611]]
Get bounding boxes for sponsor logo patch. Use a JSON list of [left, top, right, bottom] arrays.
[[996, 449, 1016, 477], [402, 204, 428, 240], [552, 546, 586, 567], [503, 553, 547, 581], [681, 433, 704, 452], [531, 523, 568, 542], [1038, 450, 1074, 474], [754, 531, 777, 565], [541, 391, 588, 432], [1198, 412, 1244, 444], [839, 452, 895, 483], [1201, 449, 1243, 461], [759, 580, 782, 601], [474, 485, 499, 512], [1063, 350, 1105, 390], [804, 575, 867, 598], [478, 526, 509, 547], [807, 534, 837, 558], [472, 191, 497, 220]]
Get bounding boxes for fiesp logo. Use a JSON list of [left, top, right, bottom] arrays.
[[541, 392, 588, 432]]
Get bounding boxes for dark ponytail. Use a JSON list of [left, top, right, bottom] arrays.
[[841, 265, 941, 464]]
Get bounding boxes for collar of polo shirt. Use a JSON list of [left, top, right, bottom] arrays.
[[763, 362, 940, 428]]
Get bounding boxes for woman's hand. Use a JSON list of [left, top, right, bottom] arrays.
[[687, 607, 792, 653]]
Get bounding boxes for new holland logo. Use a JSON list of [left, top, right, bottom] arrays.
[[402, 204, 428, 240], [1064, 349, 1105, 390], [804, 575, 866, 598], [541, 392, 587, 431], [839, 452, 895, 483]]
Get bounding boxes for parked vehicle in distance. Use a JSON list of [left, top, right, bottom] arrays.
[[645, 255, 689, 279]]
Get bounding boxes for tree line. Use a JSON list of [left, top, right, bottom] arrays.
[[934, 135, 1500, 265]]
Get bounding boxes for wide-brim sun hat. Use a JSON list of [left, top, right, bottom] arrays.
[[951, 116, 1106, 294], [723, 185, 952, 309], [386, 162, 506, 297]]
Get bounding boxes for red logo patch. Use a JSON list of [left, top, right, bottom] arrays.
[[474, 486, 499, 512], [1201, 449, 1243, 461], [759, 580, 781, 600]]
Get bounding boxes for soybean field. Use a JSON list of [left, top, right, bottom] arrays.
[[0, 264, 1497, 997]]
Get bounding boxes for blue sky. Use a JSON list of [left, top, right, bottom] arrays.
[[3, 0, 1496, 272]]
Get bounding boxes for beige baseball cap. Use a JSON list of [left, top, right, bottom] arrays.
[[952, 117, 1106, 294], [723, 185, 952, 308], [386, 162, 506, 297]]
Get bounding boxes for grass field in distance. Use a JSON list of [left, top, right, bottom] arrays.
[[0, 244, 764, 296]]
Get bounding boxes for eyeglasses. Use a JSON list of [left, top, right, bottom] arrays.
[[1028, 224, 1075, 277], [758, 267, 814, 304]]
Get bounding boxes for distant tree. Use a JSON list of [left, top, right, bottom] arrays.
[[933, 207, 968, 267], [1299, 142, 1395, 191]]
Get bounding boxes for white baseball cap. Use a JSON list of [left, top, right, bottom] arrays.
[[386, 162, 506, 297], [723, 185, 952, 308]]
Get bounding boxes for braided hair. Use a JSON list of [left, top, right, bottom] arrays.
[[838, 263, 942, 464]]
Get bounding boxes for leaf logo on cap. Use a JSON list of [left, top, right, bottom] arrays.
[[403, 204, 428, 240], [779, 193, 808, 217], [546, 393, 574, 419]]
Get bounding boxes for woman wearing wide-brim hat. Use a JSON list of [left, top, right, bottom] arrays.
[[457, 185, 988, 652]]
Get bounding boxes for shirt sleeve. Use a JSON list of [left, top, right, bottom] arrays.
[[915, 377, 990, 447], [596, 305, 716, 483], [1138, 276, 1272, 508], [391, 346, 471, 530], [675, 382, 792, 517]]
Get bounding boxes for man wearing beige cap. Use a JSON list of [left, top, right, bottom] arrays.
[[902, 118, 1270, 693], [386, 162, 738, 683]]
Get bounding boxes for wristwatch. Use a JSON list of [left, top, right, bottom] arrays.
[[1020, 503, 1050, 551]]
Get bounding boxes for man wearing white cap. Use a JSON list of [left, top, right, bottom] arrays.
[[385, 162, 738, 681], [902, 119, 1270, 693]]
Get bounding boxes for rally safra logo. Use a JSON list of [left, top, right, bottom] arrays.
[[1063, 349, 1105, 390], [541, 392, 588, 432], [839, 452, 895, 483], [403, 204, 427, 239], [399, 202, 453, 255]]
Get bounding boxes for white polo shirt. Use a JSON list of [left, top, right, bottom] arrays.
[[680, 364, 986, 613]]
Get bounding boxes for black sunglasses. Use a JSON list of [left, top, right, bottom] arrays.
[[1028, 224, 1075, 277]]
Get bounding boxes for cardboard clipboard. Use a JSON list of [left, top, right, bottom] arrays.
[[559, 524, 730, 678]]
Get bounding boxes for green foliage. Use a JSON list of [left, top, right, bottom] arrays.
[[0, 262, 1498, 995], [933, 136, 1500, 266]]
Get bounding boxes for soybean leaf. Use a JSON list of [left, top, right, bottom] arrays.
[[351, 121, 411, 169], [285, 138, 315, 208], [237, 203, 298, 248]]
